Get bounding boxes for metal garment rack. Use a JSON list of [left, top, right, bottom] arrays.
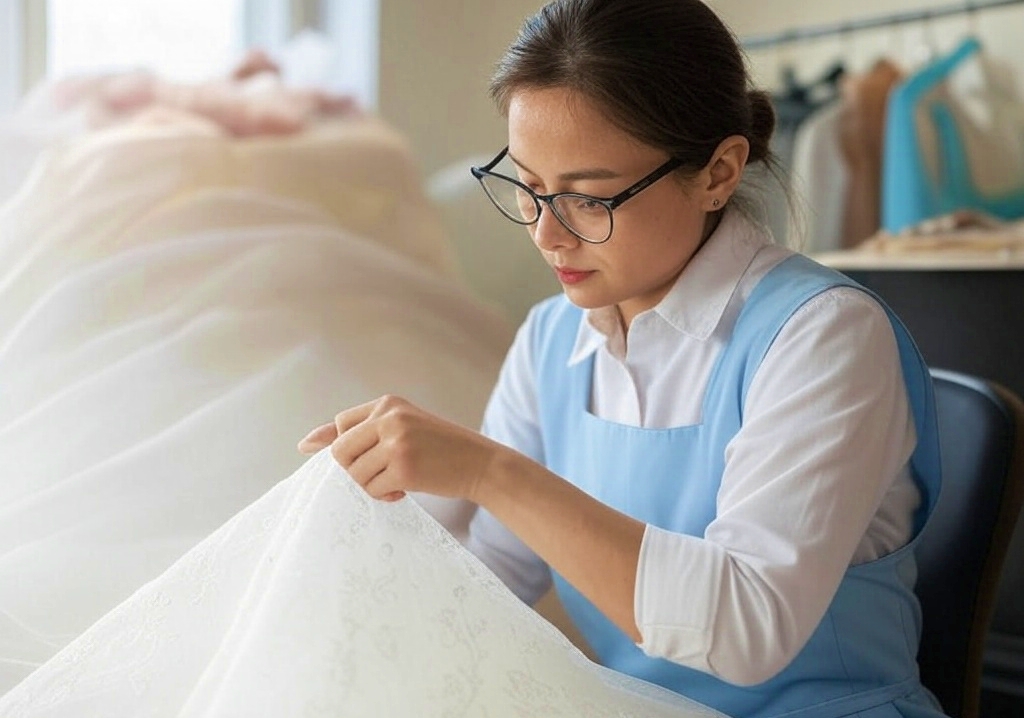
[[742, 0, 1024, 50]]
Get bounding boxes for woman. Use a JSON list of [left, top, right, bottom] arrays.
[[300, 1, 946, 716]]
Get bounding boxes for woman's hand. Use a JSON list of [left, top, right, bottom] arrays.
[[298, 396, 506, 503], [302, 398, 646, 642]]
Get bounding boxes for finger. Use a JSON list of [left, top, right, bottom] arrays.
[[297, 422, 338, 454], [334, 399, 382, 436], [331, 420, 381, 472], [299, 395, 392, 454], [363, 466, 410, 502], [342, 443, 404, 502]]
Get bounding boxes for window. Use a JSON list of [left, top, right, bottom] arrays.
[[47, 0, 247, 82], [0, 0, 24, 112], [0, 0, 378, 111]]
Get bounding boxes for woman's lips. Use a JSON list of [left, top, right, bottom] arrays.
[[555, 267, 595, 285]]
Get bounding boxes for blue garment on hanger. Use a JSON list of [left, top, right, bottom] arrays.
[[882, 37, 1024, 232]]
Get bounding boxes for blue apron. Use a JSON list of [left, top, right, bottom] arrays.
[[530, 254, 946, 717]]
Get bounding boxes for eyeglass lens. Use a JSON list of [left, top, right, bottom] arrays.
[[479, 174, 612, 243]]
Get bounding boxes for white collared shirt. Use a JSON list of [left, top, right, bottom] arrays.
[[466, 210, 920, 686]]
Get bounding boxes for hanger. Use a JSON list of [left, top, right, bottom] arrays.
[[967, 0, 981, 36], [898, 10, 942, 69], [923, 12, 942, 63], [776, 60, 846, 107], [932, 36, 983, 80]]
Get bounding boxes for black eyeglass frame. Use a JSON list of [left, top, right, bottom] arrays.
[[470, 146, 685, 244]]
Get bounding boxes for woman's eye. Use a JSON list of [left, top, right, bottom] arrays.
[[575, 197, 603, 212]]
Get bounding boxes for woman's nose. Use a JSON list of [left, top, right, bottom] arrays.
[[531, 205, 579, 251]]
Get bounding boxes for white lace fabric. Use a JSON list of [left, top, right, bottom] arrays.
[[0, 452, 721, 718], [0, 104, 723, 717], [0, 116, 509, 693]]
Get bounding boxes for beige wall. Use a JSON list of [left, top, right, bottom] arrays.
[[379, 1, 1024, 175], [376, 1, 556, 324], [378, 0, 544, 176], [709, 0, 1024, 92]]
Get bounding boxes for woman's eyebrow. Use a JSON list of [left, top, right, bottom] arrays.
[[507, 151, 622, 181]]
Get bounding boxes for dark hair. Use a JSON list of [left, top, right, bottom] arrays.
[[490, 0, 776, 176]]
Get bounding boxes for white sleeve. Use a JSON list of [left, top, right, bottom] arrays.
[[465, 312, 553, 605], [633, 287, 918, 686]]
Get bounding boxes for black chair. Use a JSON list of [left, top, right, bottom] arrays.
[[915, 369, 1024, 718], [982, 490, 1024, 716]]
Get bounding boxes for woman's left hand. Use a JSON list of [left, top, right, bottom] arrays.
[[297, 395, 504, 503]]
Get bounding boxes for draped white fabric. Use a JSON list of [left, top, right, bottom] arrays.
[[0, 114, 723, 716], [0, 451, 721, 717], [0, 116, 510, 694]]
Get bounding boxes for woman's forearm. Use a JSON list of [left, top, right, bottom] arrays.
[[473, 449, 647, 642]]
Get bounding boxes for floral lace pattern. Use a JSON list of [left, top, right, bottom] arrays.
[[0, 452, 722, 717]]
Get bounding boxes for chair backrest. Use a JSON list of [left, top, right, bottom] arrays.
[[915, 369, 1024, 718]]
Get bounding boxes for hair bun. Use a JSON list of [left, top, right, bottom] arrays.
[[746, 89, 776, 164]]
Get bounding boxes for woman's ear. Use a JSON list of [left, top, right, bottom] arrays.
[[701, 135, 750, 211]]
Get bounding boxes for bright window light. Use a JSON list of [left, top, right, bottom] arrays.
[[47, 0, 246, 82]]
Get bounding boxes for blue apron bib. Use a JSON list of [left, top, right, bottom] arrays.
[[529, 254, 945, 718]]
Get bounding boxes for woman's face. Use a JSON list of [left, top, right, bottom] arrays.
[[507, 87, 711, 327]]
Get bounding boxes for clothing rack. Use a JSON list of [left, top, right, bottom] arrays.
[[742, 0, 1024, 50]]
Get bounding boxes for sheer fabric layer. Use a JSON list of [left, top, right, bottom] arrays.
[[0, 452, 721, 718]]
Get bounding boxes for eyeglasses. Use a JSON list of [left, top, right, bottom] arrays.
[[470, 147, 684, 244]]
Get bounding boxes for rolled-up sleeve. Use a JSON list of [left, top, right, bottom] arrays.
[[634, 288, 918, 686]]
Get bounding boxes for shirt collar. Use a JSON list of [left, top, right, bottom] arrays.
[[567, 209, 770, 366]]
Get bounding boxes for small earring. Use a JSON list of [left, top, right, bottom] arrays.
[[711, 198, 721, 209]]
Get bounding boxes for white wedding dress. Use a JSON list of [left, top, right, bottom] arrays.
[[0, 110, 510, 694], [0, 451, 721, 717], [0, 94, 724, 716]]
